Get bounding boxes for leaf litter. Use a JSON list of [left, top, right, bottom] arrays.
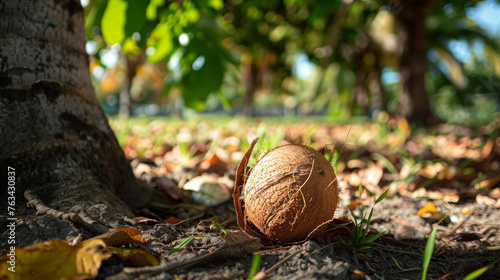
[[2, 118, 499, 279]]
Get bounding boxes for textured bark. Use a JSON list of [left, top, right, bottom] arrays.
[[0, 0, 144, 233], [394, 0, 437, 123]]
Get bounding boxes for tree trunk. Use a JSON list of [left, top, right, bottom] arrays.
[[119, 54, 135, 117], [119, 52, 145, 117], [369, 47, 387, 113], [242, 62, 259, 117], [394, 0, 437, 123], [0, 0, 147, 246]]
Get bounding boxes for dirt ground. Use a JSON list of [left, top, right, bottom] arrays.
[[1, 170, 499, 280], [91, 194, 498, 280], [2, 121, 499, 279]]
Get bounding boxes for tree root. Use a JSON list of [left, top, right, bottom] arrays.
[[25, 190, 134, 235]]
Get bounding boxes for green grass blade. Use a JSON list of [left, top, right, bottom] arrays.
[[422, 215, 449, 280], [463, 266, 490, 280], [361, 231, 385, 244], [247, 254, 262, 280], [331, 224, 352, 232], [169, 236, 196, 256], [375, 189, 389, 204], [362, 208, 375, 237], [213, 221, 227, 234], [372, 153, 398, 174], [393, 257, 404, 270]]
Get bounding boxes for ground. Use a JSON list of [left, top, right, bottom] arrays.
[[95, 196, 499, 280], [1, 117, 499, 279]]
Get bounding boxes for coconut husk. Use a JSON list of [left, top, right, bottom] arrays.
[[233, 139, 339, 244]]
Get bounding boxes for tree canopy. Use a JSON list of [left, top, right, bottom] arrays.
[[83, 0, 500, 124]]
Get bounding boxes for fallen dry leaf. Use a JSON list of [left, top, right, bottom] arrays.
[[183, 174, 231, 206], [92, 228, 148, 247], [476, 194, 500, 207], [133, 216, 159, 224], [105, 247, 158, 267], [473, 173, 500, 190], [0, 239, 110, 280], [167, 216, 185, 224], [417, 202, 436, 217]]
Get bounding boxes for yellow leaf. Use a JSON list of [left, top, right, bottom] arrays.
[[435, 48, 467, 89], [0, 239, 110, 280], [417, 202, 436, 217], [485, 45, 500, 77]]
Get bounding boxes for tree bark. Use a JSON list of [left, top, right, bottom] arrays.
[[394, 0, 437, 123], [119, 54, 135, 117], [0, 0, 147, 246], [242, 62, 259, 117], [119, 52, 146, 117]]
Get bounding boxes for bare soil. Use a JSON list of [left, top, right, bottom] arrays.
[[95, 195, 499, 280]]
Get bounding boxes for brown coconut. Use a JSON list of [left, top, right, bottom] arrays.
[[233, 139, 339, 244]]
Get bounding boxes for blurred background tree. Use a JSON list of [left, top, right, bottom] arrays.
[[82, 0, 500, 125]]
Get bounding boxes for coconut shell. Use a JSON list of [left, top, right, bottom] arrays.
[[233, 140, 339, 244]]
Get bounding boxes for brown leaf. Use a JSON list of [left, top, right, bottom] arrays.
[[133, 217, 159, 224], [93, 228, 148, 247], [105, 247, 158, 267], [167, 216, 185, 225], [0, 239, 110, 280], [220, 230, 261, 257], [476, 194, 499, 206], [472, 173, 500, 190]]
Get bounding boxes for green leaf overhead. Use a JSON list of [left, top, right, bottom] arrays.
[[148, 21, 174, 63], [101, 0, 149, 45], [181, 48, 225, 110], [101, 0, 127, 44], [146, 0, 165, 21]]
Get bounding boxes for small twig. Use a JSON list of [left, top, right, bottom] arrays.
[[310, 242, 342, 255], [71, 233, 84, 246], [434, 244, 445, 257], [352, 248, 360, 268], [437, 268, 463, 280], [448, 214, 472, 235], [380, 235, 426, 249], [208, 271, 245, 280], [364, 260, 376, 273], [123, 256, 169, 275], [391, 217, 430, 234], [219, 217, 236, 228], [377, 247, 445, 262], [256, 245, 294, 255], [479, 225, 494, 235], [388, 267, 421, 274]]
